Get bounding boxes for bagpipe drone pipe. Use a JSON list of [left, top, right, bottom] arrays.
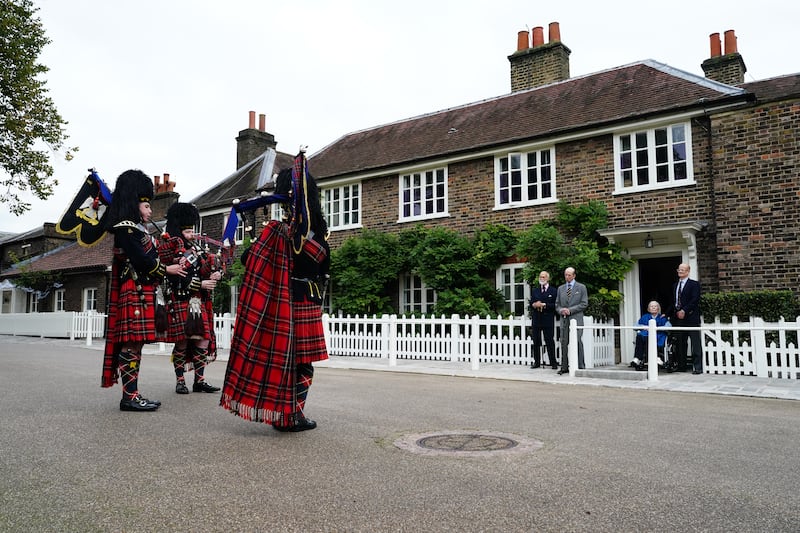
[[221, 148, 312, 255]]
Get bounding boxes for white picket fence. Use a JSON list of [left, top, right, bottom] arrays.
[[322, 313, 615, 369], [0, 311, 106, 340], [2, 312, 798, 380]]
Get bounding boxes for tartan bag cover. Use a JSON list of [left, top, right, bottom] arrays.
[[219, 221, 296, 424]]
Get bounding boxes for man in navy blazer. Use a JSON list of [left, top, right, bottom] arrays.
[[556, 267, 589, 374], [530, 271, 558, 369], [667, 263, 703, 374]]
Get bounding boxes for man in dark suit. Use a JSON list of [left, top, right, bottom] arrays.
[[530, 271, 558, 369], [556, 267, 589, 374], [667, 263, 703, 374]]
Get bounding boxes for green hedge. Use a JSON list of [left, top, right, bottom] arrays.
[[701, 290, 800, 322]]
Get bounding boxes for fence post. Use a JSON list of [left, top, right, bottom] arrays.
[[584, 316, 595, 368], [568, 318, 578, 376], [752, 317, 768, 377], [387, 314, 397, 367], [322, 313, 331, 355], [470, 315, 480, 370], [86, 312, 93, 347], [647, 318, 658, 382], [70, 312, 77, 341]]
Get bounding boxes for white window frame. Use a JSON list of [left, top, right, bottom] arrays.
[[83, 287, 98, 312], [496, 263, 529, 317], [1, 289, 12, 314], [494, 147, 556, 209], [324, 183, 361, 231], [399, 274, 437, 315], [398, 167, 448, 222], [54, 289, 66, 312], [614, 121, 693, 192], [27, 292, 39, 313]]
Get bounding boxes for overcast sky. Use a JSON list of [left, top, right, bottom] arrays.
[[3, 0, 798, 233]]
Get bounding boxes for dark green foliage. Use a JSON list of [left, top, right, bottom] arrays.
[[513, 222, 566, 284], [405, 226, 477, 291], [1, 0, 74, 215], [701, 290, 800, 322], [433, 286, 506, 317], [556, 200, 608, 240], [516, 201, 633, 320], [330, 229, 403, 315], [473, 224, 517, 275]]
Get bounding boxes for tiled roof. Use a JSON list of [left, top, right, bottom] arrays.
[[308, 60, 753, 180], [740, 73, 800, 102], [192, 149, 295, 209], [0, 226, 45, 244], [1, 237, 113, 277]]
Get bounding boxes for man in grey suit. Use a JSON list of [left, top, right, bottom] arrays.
[[556, 267, 589, 374]]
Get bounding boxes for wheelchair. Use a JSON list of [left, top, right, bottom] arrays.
[[630, 332, 674, 371]]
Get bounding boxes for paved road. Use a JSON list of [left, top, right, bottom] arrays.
[[1, 337, 799, 532]]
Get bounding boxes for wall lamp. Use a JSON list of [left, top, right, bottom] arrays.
[[644, 233, 654, 249]]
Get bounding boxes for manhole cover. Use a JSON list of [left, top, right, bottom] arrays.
[[394, 431, 543, 457]]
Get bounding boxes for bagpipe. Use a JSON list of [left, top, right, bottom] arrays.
[[56, 168, 234, 271], [221, 147, 311, 256]]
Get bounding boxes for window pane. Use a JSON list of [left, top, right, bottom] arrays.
[[656, 145, 668, 164], [674, 162, 687, 180], [672, 124, 685, 143]]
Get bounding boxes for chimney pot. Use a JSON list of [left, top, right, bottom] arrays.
[[516, 30, 529, 51], [548, 22, 561, 42], [709, 32, 721, 57], [163, 173, 169, 183], [723, 29, 737, 54], [258, 113, 266, 132], [532, 26, 544, 47], [248, 110, 256, 129], [154, 175, 161, 185]]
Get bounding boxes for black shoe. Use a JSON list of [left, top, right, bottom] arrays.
[[530, 363, 541, 369], [120, 395, 158, 412], [275, 418, 317, 433], [175, 381, 189, 394], [138, 396, 161, 407], [193, 380, 220, 393], [692, 370, 703, 374], [557, 369, 568, 375], [551, 365, 559, 370]]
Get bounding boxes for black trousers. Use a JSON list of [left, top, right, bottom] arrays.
[[532, 322, 556, 367], [672, 328, 702, 371]]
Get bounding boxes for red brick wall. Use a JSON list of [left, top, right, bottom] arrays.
[[710, 98, 800, 292]]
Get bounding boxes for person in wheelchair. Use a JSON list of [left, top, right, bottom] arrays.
[[630, 300, 671, 370]]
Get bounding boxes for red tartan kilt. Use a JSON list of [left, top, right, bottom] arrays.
[[293, 300, 328, 364], [110, 278, 158, 343], [160, 297, 213, 342]]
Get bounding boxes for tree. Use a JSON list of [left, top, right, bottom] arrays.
[[330, 229, 403, 315], [1, 0, 73, 215], [516, 200, 634, 320]]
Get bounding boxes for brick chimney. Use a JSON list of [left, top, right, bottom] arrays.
[[151, 173, 179, 222], [236, 110, 277, 169], [508, 22, 571, 92], [701, 30, 747, 86]]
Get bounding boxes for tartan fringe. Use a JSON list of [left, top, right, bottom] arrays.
[[219, 394, 287, 425]]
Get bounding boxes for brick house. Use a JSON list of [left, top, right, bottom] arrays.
[[0, 176, 179, 314], [296, 23, 798, 351], [191, 24, 798, 338]]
